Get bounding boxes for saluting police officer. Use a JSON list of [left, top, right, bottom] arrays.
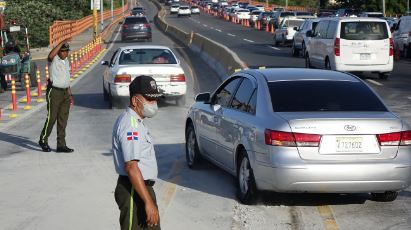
[[112, 75, 162, 230], [39, 39, 74, 153]]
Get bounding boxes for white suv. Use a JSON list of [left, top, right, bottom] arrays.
[[305, 17, 393, 79], [392, 16, 411, 58]]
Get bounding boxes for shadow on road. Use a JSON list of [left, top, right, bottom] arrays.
[[153, 143, 378, 206], [0, 132, 41, 152], [73, 93, 110, 110]]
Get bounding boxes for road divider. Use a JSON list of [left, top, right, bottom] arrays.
[[152, 0, 247, 80]]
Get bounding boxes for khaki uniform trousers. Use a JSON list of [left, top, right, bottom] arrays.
[[115, 176, 161, 230], [39, 87, 70, 147]]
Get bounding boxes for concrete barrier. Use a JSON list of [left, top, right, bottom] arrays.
[[150, 0, 246, 80]]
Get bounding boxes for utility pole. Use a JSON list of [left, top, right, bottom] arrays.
[[93, 0, 98, 38], [382, 0, 385, 17], [285, 0, 288, 10], [407, 0, 409, 15], [100, 0, 104, 32]]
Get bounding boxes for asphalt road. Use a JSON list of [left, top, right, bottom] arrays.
[[0, 0, 411, 230]]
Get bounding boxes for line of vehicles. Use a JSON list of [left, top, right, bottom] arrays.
[[105, 3, 411, 205], [180, 0, 411, 79]]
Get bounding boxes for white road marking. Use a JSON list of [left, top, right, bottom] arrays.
[[215, 29, 222, 32], [267, 45, 280, 51], [203, 24, 208, 27], [227, 33, 236, 37], [366, 79, 383, 86], [243, 39, 255, 43], [408, 96, 411, 100], [210, 27, 214, 29]]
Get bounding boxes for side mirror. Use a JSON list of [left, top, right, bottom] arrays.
[[306, 30, 313, 37], [195, 92, 211, 103], [293, 26, 298, 31], [101, 61, 109, 66]]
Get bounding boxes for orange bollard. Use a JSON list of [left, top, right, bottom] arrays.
[[75, 52, 79, 71], [24, 73, 31, 105], [36, 70, 42, 97], [70, 54, 75, 74], [271, 24, 275, 33], [266, 23, 269, 32], [45, 65, 49, 87], [0, 108, 2, 120], [11, 77, 17, 111]]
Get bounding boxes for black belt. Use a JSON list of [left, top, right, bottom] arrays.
[[51, 86, 68, 91], [119, 175, 155, 186]]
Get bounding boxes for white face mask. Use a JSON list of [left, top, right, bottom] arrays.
[[137, 98, 158, 118]]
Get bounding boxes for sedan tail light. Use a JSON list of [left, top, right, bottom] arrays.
[[143, 24, 151, 29], [114, 74, 131, 83], [170, 74, 186, 82], [123, 24, 129, 29], [389, 37, 393, 56], [377, 131, 411, 146], [264, 129, 321, 147]]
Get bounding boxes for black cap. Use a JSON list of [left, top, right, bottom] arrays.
[[60, 43, 70, 51], [129, 75, 163, 100]]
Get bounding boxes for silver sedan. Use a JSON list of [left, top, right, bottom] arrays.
[[185, 68, 411, 204]]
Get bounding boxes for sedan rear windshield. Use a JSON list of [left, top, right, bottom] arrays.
[[340, 21, 388, 40], [268, 80, 387, 112], [284, 20, 304, 27], [180, 6, 189, 9], [119, 49, 177, 65], [124, 17, 148, 24]]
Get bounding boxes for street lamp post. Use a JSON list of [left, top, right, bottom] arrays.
[[382, 0, 386, 17], [111, 0, 113, 22], [101, 0, 104, 32]]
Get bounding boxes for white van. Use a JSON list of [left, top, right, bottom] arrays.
[[305, 17, 393, 79]]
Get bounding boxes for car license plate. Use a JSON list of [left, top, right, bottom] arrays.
[[336, 137, 363, 153], [360, 53, 370, 60], [133, 25, 141, 29]]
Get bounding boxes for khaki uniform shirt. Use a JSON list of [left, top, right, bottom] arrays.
[[112, 107, 158, 180], [50, 55, 70, 88]]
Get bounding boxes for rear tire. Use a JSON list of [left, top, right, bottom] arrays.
[[305, 53, 312, 68], [176, 95, 186, 106], [29, 62, 38, 87], [273, 35, 278, 46], [325, 58, 331, 70], [237, 150, 258, 205], [291, 40, 299, 56], [378, 72, 390, 80], [103, 84, 109, 101], [371, 191, 398, 202], [185, 124, 202, 169], [301, 42, 306, 58]]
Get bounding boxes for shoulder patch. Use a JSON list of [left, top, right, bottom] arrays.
[[126, 131, 139, 141]]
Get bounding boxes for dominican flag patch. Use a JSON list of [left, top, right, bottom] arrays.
[[127, 132, 138, 141]]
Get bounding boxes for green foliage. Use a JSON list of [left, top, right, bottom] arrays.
[[3, 0, 122, 48], [334, 0, 407, 15]]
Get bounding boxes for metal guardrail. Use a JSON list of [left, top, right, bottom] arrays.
[[49, 4, 129, 47]]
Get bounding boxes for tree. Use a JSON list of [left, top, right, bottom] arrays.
[[3, 0, 122, 48]]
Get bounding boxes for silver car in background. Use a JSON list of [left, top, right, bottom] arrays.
[[185, 68, 411, 204]]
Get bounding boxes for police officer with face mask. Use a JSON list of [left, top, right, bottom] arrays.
[[112, 75, 162, 230]]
